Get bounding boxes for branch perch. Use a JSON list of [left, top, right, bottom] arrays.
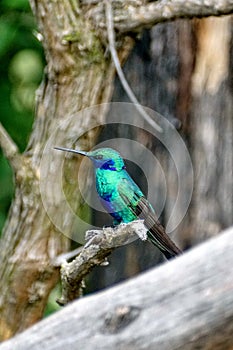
[[1, 226, 233, 350], [57, 220, 148, 305]]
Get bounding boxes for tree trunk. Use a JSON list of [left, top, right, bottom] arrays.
[[0, 0, 133, 340], [190, 16, 233, 244]]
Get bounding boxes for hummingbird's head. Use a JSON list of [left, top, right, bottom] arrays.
[[54, 147, 126, 171], [88, 148, 126, 171]]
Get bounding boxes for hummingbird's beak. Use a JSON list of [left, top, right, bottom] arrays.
[[54, 146, 87, 156]]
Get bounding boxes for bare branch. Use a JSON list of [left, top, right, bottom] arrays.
[[1, 226, 233, 350], [0, 122, 21, 171], [105, 0, 163, 133], [117, 0, 233, 31], [89, 0, 233, 33], [116, 0, 233, 32], [57, 220, 147, 305]]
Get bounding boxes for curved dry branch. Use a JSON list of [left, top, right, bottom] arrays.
[[105, 0, 163, 133]]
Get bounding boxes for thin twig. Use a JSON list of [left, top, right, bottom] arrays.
[[105, 0, 163, 133], [0, 122, 21, 171]]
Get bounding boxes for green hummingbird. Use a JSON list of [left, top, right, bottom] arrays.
[[54, 146, 182, 259]]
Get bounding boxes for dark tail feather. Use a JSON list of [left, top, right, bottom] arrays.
[[163, 249, 180, 260], [122, 195, 182, 260], [147, 224, 182, 260]]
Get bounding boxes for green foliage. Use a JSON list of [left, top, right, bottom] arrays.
[[43, 283, 62, 317], [0, 1, 44, 233], [0, 155, 14, 231]]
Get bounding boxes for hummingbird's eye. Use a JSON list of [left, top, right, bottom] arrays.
[[94, 155, 103, 160]]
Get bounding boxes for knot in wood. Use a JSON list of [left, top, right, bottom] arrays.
[[102, 305, 140, 334]]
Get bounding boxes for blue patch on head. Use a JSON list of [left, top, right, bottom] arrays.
[[101, 159, 117, 171]]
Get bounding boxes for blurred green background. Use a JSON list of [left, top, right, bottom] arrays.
[[0, 0, 44, 233]]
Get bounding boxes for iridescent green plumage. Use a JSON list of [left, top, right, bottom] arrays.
[[54, 146, 182, 259]]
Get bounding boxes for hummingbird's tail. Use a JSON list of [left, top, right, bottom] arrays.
[[163, 250, 180, 260], [146, 222, 182, 260], [118, 187, 182, 260], [135, 197, 182, 260]]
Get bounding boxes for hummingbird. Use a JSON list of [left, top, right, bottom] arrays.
[[54, 147, 182, 259]]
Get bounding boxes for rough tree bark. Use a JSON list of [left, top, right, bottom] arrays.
[[0, 0, 232, 342], [0, 227, 233, 350], [0, 0, 133, 340]]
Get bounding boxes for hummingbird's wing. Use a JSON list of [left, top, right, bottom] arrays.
[[118, 177, 182, 259]]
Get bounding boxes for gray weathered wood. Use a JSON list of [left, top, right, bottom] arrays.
[[1, 226, 233, 350]]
